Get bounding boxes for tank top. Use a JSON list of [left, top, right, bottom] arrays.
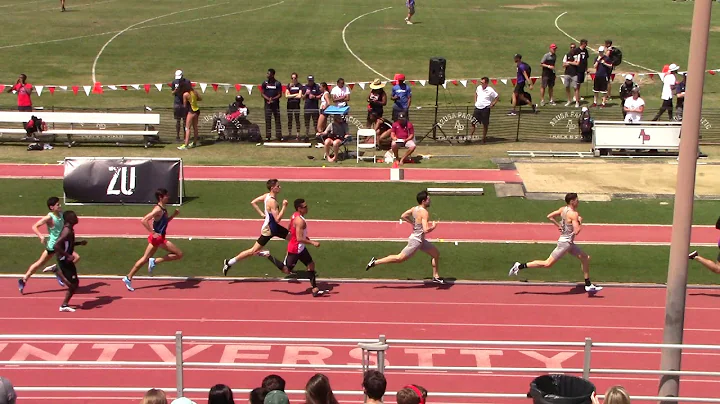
[[58, 226, 76, 261], [152, 205, 169, 236], [188, 91, 200, 112], [558, 206, 575, 243], [287, 212, 306, 254], [408, 206, 426, 242], [320, 91, 329, 110], [261, 194, 280, 236], [46, 212, 64, 249]]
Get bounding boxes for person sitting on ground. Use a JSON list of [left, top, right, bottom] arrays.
[[214, 95, 250, 139], [391, 111, 417, 165], [363, 370, 387, 404], [368, 110, 393, 149], [317, 115, 350, 163]]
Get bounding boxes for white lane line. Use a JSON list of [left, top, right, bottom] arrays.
[[342, 7, 393, 81]]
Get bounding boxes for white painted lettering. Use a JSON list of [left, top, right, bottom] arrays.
[[281, 346, 333, 365], [347, 347, 390, 367], [220, 345, 271, 363], [459, 349, 503, 370], [404, 348, 445, 367], [92, 343, 134, 361], [149, 344, 212, 363], [520, 351, 576, 368], [10, 343, 78, 361]]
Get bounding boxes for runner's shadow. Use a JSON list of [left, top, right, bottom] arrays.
[[690, 292, 720, 298], [515, 284, 604, 298], [271, 282, 339, 297], [373, 278, 457, 290], [228, 278, 289, 284], [79, 295, 123, 310], [23, 281, 108, 296], [134, 278, 202, 291]]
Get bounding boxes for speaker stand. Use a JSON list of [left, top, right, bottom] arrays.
[[415, 84, 452, 145]]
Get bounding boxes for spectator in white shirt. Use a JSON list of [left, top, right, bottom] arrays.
[[470, 77, 499, 143], [652, 63, 678, 121], [623, 88, 645, 123], [330, 78, 351, 107]]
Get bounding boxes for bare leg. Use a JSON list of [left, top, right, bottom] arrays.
[[23, 250, 53, 282], [399, 146, 416, 165], [693, 255, 720, 274], [154, 241, 183, 264], [55, 268, 76, 307], [425, 245, 440, 279], [375, 253, 409, 266], [128, 244, 159, 280], [526, 255, 558, 269]]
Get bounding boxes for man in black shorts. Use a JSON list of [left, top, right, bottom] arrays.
[[471, 77, 499, 143], [509, 54, 536, 116], [172, 70, 189, 142], [48, 211, 87, 312]]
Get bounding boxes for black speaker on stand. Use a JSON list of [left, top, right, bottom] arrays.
[[417, 57, 451, 145]]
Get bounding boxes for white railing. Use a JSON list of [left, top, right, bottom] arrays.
[[2, 333, 720, 403]]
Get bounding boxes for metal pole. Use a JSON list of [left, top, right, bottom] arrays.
[[175, 331, 184, 398], [432, 85, 440, 139], [658, 1, 712, 403], [582, 337, 592, 380]]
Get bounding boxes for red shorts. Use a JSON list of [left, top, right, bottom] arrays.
[[148, 234, 166, 247]]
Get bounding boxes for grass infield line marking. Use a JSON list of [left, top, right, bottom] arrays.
[[553, 11, 657, 73], [342, 7, 393, 81]]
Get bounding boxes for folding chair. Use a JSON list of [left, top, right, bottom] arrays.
[[356, 128, 377, 163]]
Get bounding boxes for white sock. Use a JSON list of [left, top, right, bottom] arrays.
[[228, 258, 238, 266]]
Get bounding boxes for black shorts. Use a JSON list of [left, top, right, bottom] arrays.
[[256, 225, 290, 246], [284, 249, 313, 270], [577, 71, 586, 84], [58, 259, 79, 287], [513, 82, 526, 94], [593, 76, 609, 93], [174, 105, 187, 119], [473, 107, 490, 127], [18, 106, 32, 112], [46, 248, 55, 254]]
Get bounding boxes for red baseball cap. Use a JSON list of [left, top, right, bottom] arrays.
[[394, 73, 406, 81], [550, 43, 557, 49]]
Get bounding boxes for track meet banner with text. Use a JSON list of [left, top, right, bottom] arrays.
[[63, 158, 182, 204]]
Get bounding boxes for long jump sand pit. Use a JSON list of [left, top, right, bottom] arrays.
[[515, 160, 720, 198]]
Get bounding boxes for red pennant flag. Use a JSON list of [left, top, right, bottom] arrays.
[[0, 84, 5, 92], [48, 86, 56, 95], [471, 79, 478, 85], [121, 85, 128, 91], [348, 83, 355, 90], [235, 84, 241, 91], [167, 82, 172, 87], [452, 80, 458, 86], [144, 84, 151, 93], [709, 70, 717, 75], [93, 82, 103, 94], [410, 81, 417, 85], [72, 86, 79, 95], [212, 83, 219, 92], [611, 74, 616, 81], [257, 85, 263, 91], [590, 73, 596, 80], [531, 77, 538, 84], [191, 82, 196, 87], [511, 79, 517, 85], [648, 73, 655, 79], [491, 79, 497, 85]]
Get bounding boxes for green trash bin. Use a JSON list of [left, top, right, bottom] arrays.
[[528, 375, 596, 404]]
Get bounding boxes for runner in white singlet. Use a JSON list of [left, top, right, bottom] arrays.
[[508, 193, 602, 294]]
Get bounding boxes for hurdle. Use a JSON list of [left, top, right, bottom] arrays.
[[263, 143, 313, 148], [427, 187, 484, 196]]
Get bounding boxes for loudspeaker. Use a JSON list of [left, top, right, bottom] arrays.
[[428, 57, 446, 86]]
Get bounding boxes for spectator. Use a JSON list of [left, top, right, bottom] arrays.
[[578, 107, 594, 142], [561, 43, 579, 107], [652, 63, 679, 121], [623, 88, 644, 123], [261, 68, 283, 141], [316, 82, 332, 133], [591, 386, 631, 404], [368, 110, 393, 149], [317, 114, 350, 163], [209, 384, 235, 404], [264, 390, 289, 404], [675, 73, 687, 121], [141, 388, 168, 404], [5, 74, 33, 112], [305, 373, 338, 404], [391, 74, 412, 120], [363, 370, 387, 404], [331, 78, 351, 107], [286, 72, 303, 140], [540, 43, 558, 106], [0, 377, 17, 404], [604, 40, 615, 98], [304, 75, 322, 139], [396, 385, 427, 404], [509, 54, 535, 116], [391, 111, 416, 165], [172, 399, 197, 404], [575, 39, 591, 107], [250, 388, 265, 404], [171, 69, 190, 142], [470, 76, 499, 144], [367, 79, 388, 126], [592, 46, 613, 107], [618, 74, 639, 119], [178, 81, 202, 150], [405, 0, 415, 24], [262, 375, 286, 393]]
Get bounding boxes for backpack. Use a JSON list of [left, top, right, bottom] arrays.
[[610, 47, 623, 67], [25, 116, 46, 134], [580, 117, 593, 133], [521, 62, 532, 77]]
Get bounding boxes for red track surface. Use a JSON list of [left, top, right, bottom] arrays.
[[1, 216, 718, 245], [1, 278, 719, 404], [0, 163, 521, 183]]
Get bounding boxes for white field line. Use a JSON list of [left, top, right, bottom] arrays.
[[342, 7, 393, 81]]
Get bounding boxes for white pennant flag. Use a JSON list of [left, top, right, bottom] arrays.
[[419, 80, 427, 86], [59, 86, 68, 91], [245, 84, 253, 95], [83, 85, 91, 96], [199, 83, 207, 93], [155, 83, 163, 92], [35, 85, 44, 96], [131, 84, 140, 90], [442, 81, 448, 89], [223, 84, 230, 93], [358, 82, 366, 90], [460, 80, 467, 87], [108, 85, 117, 91], [500, 79, 508, 85]]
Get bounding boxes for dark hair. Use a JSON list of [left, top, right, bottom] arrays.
[[305, 374, 338, 404], [262, 374, 286, 392], [320, 82, 328, 90], [514, 54, 522, 60], [580, 39, 588, 45], [266, 179, 279, 191], [416, 190, 429, 204], [155, 188, 168, 201], [209, 384, 235, 404], [605, 39, 613, 46], [63, 210, 78, 225], [480, 76, 489, 83], [362, 370, 386, 401], [291, 72, 298, 79], [565, 192, 578, 204], [268, 68, 276, 75], [47, 196, 60, 208], [337, 78, 344, 84], [249, 388, 265, 404], [294, 198, 306, 210], [19, 74, 27, 83]]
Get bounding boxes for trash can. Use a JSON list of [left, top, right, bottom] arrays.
[[528, 374, 596, 404]]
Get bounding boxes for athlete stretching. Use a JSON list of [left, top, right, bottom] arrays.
[[365, 190, 444, 284], [689, 216, 720, 274], [222, 179, 290, 275], [508, 193, 602, 294], [264, 199, 327, 297], [123, 189, 183, 291]]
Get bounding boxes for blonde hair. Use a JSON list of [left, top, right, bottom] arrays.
[[141, 388, 167, 404], [604, 386, 631, 404]]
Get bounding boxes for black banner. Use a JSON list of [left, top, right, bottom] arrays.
[[63, 158, 182, 204]]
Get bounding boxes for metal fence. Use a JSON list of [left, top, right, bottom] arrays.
[[2, 333, 720, 403], [3, 104, 719, 144]]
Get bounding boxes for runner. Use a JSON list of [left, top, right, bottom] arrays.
[[263, 199, 327, 297], [222, 179, 290, 275], [48, 211, 86, 312], [689, 216, 720, 274], [508, 193, 602, 294], [123, 189, 183, 292], [19, 196, 71, 294], [365, 190, 444, 284]]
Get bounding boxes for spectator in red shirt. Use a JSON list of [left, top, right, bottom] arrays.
[[391, 111, 416, 165], [6, 74, 33, 111]]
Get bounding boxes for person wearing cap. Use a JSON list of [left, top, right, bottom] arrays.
[[390, 111, 416, 164], [578, 106, 594, 142], [285, 72, 303, 140], [619, 74, 639, 119], [261, 68, 283, 141], [391, 74, 412, 121], [330, 78, 351, 108], [367, 79, 387, 127], [0, 377, 17, 404], [214, 95, 249, 139], [561, 43, 580, 107], [509, 54, 535, 116], [471, 76, 498, 144], [303, 75, 322, 139], [591, 46, 613, 107], [623, 87, 645, 124], [675, 73, 687, 121], [652, 63, 679, 121], [264, 390, 290, 404], [171, 70, 190, 143], [540, 44, 558, 106]]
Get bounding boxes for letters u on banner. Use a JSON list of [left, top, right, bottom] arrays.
[[63, 157, 184, 205]]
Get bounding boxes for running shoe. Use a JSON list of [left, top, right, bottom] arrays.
[[432, 277, 445, 284], [255, 250, 270, 257], [365, 257, 376, 271], [122, 276, 135, 292], [313, 289, 328, 297], [508, 262, 521, 276], [148, 258, 156, 275], [177, 144, 188, 150], [43, 264, 65, 286], [689, 251, 699, 260], [406, 20, 413, 25], [59, 305, 75, 312], [222, 259, 232, 276], [18, 279, 25, 294], [548, 100, 557, 106], [585, 284, 603, 294]]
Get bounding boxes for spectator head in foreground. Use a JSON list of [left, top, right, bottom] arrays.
[[209, 384, 235, 404], [250, 387, 265, 404], [262, 374, 286, 392], [601, 386, 631, 404], [396, 385, 427, 404], [264, 390, 289, 404], [0, 377, 17, 404], [141, 388, 168, 404], [171, 398, 197, 404], [305, 373, 339, 404], [362, 370, 387, 403]]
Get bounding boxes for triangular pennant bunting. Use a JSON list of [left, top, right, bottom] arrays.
[[471, 79, 478, 85], [223, 84, 230, 93], [144, 84, 151, 93], [610, 74, 616, 81], [48, 86, 56, 95], [121, 85, 128, 91], [590, 73, 596, 80], [131, 84, 140, 90], [501, 79, 508, 85], [199, 83, 207, 93], [83, 85, 91, 96], [491, 79, 498, 85], [72, 86, 79, 95], [442, 81, 447, 89], [452, 80, 458, 86], [212, 83, 219, 92], [511, 79, 517, 85], [108, 85, 117, 91], [710, 70, 717, 75], [245, 84, 253, 95], [531, 77, 537, 85], [93, 82, 103, 94], [460, 80, 467, 87], [0, 84, 5, 92], [235, 84, 241, 92], [155, 83, 163, 92], [358, 82, 366, 90], [419, 80, 426, 86], [59, 86, 67, 91], [35, 86, 43, 96], [348, 83, 355, 90]]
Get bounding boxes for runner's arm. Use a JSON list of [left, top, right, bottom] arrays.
[[141, 207, 160, 235], [421, 211, 437, 234], [295, 219, 319, 247], [169, 209, 180, 222], [547, 208, 563, 228], [31, 214, 52, 241], [54, 228, 73, 261], [276, 199, 289, 221], [400, 208, 414, 224], [251, 193, 267, 217], [568, 210, 582, 236]]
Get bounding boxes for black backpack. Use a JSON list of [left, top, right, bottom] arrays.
[[610, 47, 623, 67], [580, 118, 593, 133]]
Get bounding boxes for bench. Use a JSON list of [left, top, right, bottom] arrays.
[[0, 111, 161, 147], [592, 121, 682, 156]]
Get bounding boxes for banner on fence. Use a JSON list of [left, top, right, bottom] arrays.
[[593, 121, 682, 150], [63, 157, 183, 205]]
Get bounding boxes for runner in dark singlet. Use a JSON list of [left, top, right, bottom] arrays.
[[222, 179, 291, 275], [52, 211, 87, 312], [123, 188, 183, 291]]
